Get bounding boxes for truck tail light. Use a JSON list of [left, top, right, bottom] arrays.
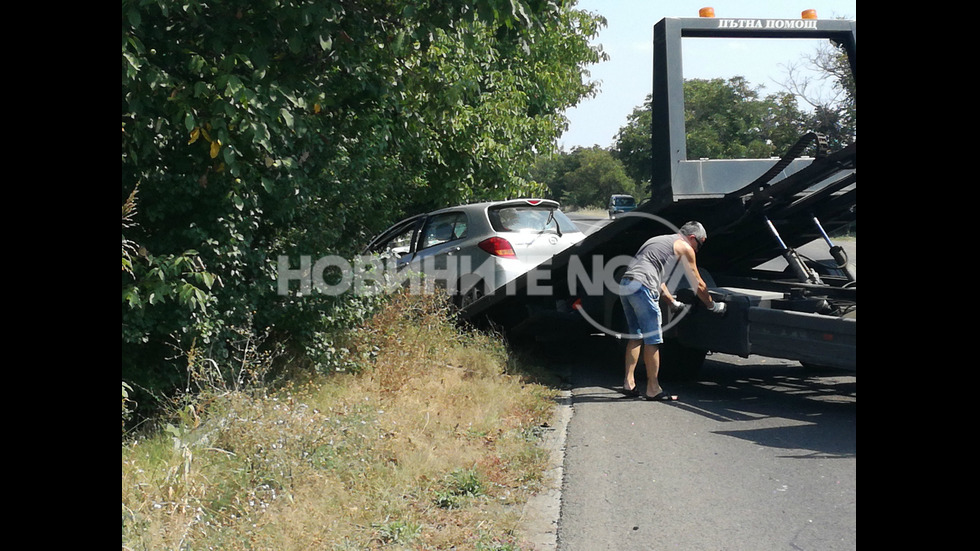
[[478, 237, 517, 258]]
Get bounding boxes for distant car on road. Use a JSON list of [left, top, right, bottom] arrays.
[[607, 194, 636, 218], [363, 199, 585, 306]]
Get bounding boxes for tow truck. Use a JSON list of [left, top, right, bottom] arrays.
[[462, 10, 856, 379]]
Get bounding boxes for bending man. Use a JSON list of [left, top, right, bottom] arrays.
[[619, 221, 725, 401]]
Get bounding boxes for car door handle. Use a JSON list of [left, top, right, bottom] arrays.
[[445, 246, 461, 255]]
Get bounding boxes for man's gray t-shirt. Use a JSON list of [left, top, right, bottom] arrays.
[[622, 233, 680, 298]]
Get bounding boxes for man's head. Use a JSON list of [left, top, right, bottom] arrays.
[[679, 221, 707, 252]]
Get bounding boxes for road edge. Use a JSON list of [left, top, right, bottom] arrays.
[[521, 389, 572, 550]]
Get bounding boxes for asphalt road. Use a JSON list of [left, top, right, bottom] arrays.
[[548, 347, 856, 551], [528, 213, 857, 550], [567, 213, 612, 235]]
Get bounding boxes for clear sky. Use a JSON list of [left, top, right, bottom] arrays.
[[559, 0, 857, 150]]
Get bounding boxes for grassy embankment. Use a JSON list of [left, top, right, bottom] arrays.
[[122, 292, 561, 550]]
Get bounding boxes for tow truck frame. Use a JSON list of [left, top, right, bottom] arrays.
[[463, 14, 856, 378]]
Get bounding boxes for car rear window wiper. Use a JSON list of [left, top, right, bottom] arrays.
[[546, 209, 562, 237]]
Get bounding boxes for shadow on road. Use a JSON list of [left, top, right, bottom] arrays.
[[673, 357, 855, 457], [523, 335, 856, 458]]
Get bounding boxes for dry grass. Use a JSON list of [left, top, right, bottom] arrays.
[[122, 292, 559, 550], [564, 206, 606, 218]]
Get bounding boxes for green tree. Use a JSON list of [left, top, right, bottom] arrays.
[[529, 148, 579, 201], [612, 77, 809, 188], [608, 39, 854, 198], [562, 147, 636, 208], [790, 42, 856, 150], [684, 76, 805, 159], [611, 95, 652, 185], [122, 0, 605, 408], [531, 146, 636, 208]]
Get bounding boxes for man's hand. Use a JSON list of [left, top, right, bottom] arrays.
[[667, 297, 687, 313], [708, 301, 727, 315]]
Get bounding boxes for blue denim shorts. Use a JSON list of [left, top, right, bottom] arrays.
[[619, 278, 663, 345]]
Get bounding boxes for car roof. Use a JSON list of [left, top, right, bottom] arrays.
[[419, 198, 561, 217], [363, 199, 566, 252]]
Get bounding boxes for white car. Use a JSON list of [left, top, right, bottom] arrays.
[[363, 199, 585, 306]]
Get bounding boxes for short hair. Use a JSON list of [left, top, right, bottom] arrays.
[[678, 221, 707, 241]]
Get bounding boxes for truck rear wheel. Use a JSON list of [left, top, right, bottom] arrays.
[[658, 339, 707, 381]]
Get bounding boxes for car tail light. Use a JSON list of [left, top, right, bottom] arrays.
[[478, 237, 517, 258]]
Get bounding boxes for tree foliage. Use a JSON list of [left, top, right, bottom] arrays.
[[683, 77, 808, 160], [608, 55, 856, 199], [545, 37, 857, 210], [122, 0, 605, 406], [612, 78, 814, 187], [531, 146, 636, 208], [539, 77, 819, 209], [781, 41, 856, 150], [611, 95, 652, 185]]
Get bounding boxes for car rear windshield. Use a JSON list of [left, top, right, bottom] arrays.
[[487, 205, 578, 233], [613, 196, 635, 206]]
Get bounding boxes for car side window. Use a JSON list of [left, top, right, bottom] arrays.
[[387, 227, 417, 255], [370, 219, 420, 258], [419, 212, 468, 250]]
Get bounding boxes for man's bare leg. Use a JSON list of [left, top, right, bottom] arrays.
[[642, 343, 678, 400], [623, 339, 642, 392], [643, 343, 662, 397]]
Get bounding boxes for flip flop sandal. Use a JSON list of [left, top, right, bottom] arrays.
[[643, 391, 678, 402], [622, 385, 640, 397]]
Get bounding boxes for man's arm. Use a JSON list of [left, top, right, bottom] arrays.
[[674, 238, 716, 310], [660, 282, 682, 311]]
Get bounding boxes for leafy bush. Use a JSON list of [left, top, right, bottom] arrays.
[[121, 0, 606, 414]]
